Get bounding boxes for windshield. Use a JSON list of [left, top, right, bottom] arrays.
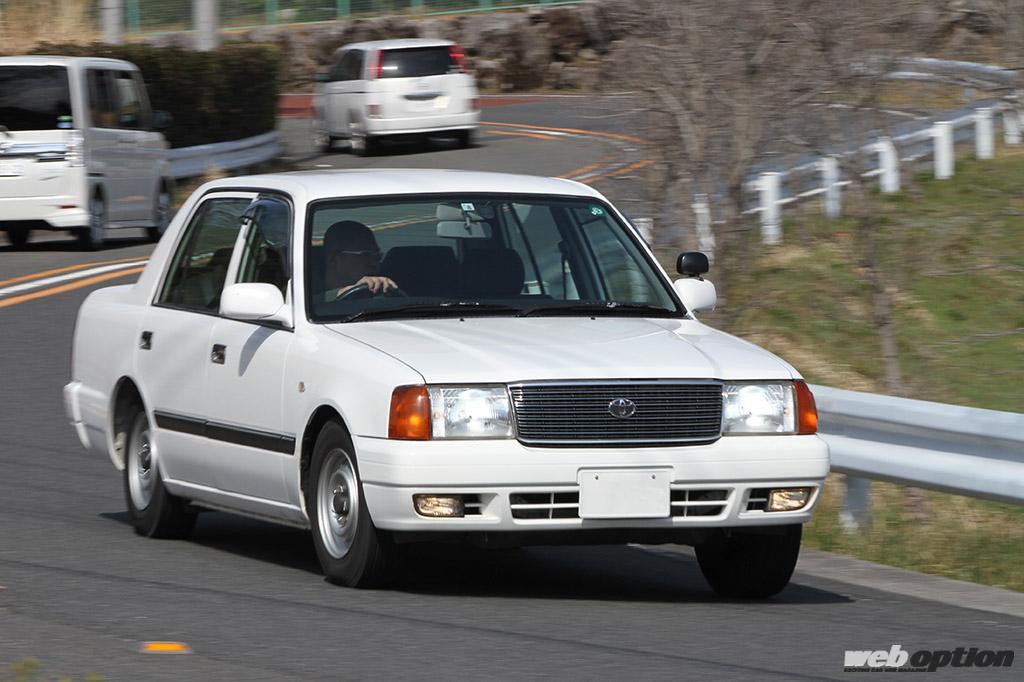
[[0, 66, 73, 131], [306, 194, 682, 323]]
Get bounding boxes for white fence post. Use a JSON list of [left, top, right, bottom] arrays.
[[193, 0, 220, 51], [759, 172, 781, 245], [101, 0, 124, 44], [876, 137, 900, 194], [820, 156, 840, 218], [975, 107, 994, 159], [933, 121, 954, 179], [1005, 109, 1022, 145], [692, 194, 715, 260]]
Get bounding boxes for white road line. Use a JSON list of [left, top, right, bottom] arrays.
[[0, 260, 148, 298]]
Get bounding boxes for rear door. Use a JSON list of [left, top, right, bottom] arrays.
[[0, 64, 77, 200], [375, 45, 466, 119]]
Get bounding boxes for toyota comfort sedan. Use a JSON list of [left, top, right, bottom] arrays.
[[64, 170, 828, 597]]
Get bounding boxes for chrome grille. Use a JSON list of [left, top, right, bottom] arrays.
[[510, 381, 722, 446]]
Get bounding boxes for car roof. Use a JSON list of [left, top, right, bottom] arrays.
[[0, 55, 138, 69], [202, 169, 602, 202], [342, 38, 454, 51]]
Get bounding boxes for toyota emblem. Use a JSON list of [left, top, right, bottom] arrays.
[[608, 398, 637, 419]]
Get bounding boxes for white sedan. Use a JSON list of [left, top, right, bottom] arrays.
[[64, 170, 829, 596]]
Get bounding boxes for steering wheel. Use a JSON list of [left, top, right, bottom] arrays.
[[335, 283, 408, 301]]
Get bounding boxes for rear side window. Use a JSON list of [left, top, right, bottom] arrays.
[[380, 47, 455, 78], [0, 66, 73, 130], [158, 197, 254, 312]]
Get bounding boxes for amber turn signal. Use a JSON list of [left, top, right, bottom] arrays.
[[794, 380, 818, 435], [389, 385, 431, 440]]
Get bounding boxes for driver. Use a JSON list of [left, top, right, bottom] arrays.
[[322, 220, 398, 300]]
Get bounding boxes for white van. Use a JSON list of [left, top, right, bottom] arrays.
[[0, 56, 172, 249], [314, 39, 480, 156]]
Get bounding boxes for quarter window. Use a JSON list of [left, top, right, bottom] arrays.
[[236, 197, 292, 296], [158, 197, 254, 312]]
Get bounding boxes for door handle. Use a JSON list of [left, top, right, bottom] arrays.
[[211, 344, 226, 365], [139, 331, 152, 350]]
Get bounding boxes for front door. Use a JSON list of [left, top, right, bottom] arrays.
[[204, 196, 295, 503], [136, 192, 256, 487]]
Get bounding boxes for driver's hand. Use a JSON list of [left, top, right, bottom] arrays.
[[336, 275, 398, 297]]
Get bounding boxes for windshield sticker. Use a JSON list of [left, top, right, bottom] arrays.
[[461, 202, 475, 212], [590, 206, 605, 216]]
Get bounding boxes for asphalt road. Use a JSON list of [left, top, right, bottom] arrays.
[[2, 99, 1023, 680]]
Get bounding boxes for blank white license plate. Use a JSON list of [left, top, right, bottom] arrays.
[[578, 469, 671, 519], [0, 160, 24, 177]]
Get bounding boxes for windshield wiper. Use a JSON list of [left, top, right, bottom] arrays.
[[340, 301, 523, 323], [516, 302, 680, 318]]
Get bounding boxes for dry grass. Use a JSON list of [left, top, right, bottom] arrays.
[[0, 0, 97, 55]]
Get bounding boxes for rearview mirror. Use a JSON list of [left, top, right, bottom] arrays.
[[674, 278, 717, 314], [220, 283, 292, 327]]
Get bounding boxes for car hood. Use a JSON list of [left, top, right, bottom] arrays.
[[326, 317, 798, 384]]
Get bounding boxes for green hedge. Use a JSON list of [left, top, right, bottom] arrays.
[[31, 42, 283, 148]]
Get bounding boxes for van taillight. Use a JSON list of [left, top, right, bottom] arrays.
[[449, 44, 467, 73], [369, 49, 384, 80]]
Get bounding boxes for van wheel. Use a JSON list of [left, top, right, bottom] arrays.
[[455, 129, 474, 149], [146, 184, 172, 243], [695, 525, 802, 598], [307, 421, 400, 587], [4, 226, 30, 248], [314, 127, 335, 153], [350, 134, 376, 157], [79, 195, 106, 251], [123, 410, 196, 539]]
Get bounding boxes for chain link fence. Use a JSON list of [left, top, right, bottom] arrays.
[[121, 0, 581, 34]]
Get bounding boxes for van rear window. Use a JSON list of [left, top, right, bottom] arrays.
[[380, 47, 455, 79], [0, 66, 73, 131]]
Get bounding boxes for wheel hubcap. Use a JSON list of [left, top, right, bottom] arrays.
[[128, 422, 156, 510], [317, 449, 360, 559]]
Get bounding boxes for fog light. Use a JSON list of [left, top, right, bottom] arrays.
[[414, 494, 464, 518], [768, 488, 812, 512]]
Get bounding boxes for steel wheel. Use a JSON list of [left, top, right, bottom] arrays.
[[126, 414, 157, 511], [317, 447, 360, 559]]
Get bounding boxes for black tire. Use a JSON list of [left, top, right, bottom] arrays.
[[695, 524, 802, 598], [307, 421, 400, 587], [123, 410, 196, 539], [146, 183, 172, 243], [351, 134, 378, 157], [455, 129, 474, 149], [4, 226, 30, 248], [78, 194, 105, 251]]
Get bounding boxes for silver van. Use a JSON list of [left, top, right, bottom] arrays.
[[314, 39, 480, 156], [0, 56, 172, 249]]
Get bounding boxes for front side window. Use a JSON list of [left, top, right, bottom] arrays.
[[86, 69, 116, 129], [113, 71, 148, 129], [0, 65, 72, 130], [158, 196, 254, 312], [306, 195, 680, 322]]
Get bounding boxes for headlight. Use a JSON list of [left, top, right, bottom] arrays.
[[427, 386, 513, 439], [722, 383, 796, 434]]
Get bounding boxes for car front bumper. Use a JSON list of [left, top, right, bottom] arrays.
[[356, 434, 830, 533]]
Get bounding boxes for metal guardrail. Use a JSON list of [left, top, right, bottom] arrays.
[[812, 384, 1024, 505], [167, 130, 281, 179]]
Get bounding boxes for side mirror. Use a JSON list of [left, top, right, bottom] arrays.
[[151, 110, 172, 131], [674, 277, 717, 314], [677, 251, 710, 278], [313, 72, 330, 83], [220, 283, 292, 327]]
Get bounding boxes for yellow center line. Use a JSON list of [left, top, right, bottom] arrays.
[[558, 153, 619, 180], [0, 266, 145, 310], [488, 129, 558, 141], [0, 256, 148, 288], [481, 121, 650, 145], [577, 159, 655, 185]]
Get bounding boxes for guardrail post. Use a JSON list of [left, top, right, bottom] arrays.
[[101, 0, 124, 44], [1004, 109, 1022, 145], [692, 194, 715, 259], [933, 121, 954, 179], [758, 172, 781, 245], [840, 476, 873, 532], [876, 137, 900, 194], [820, 156, 840, 218], [193, 0, 220, 51], [975, 107, 994, 159]]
